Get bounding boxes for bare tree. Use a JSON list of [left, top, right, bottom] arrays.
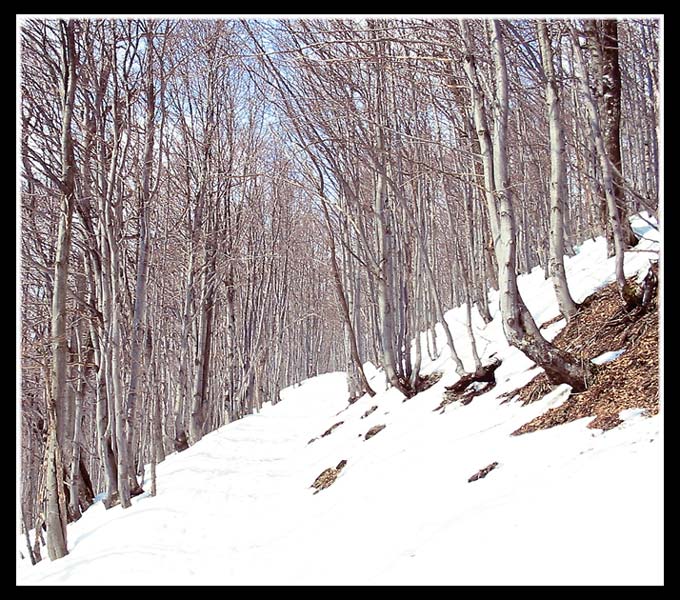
[[45, 18, 79, 560], [462, 19, 592, 390], [19, 19, 659, 561], [569, 21, 628, 296], [537, 20, 578, 320], [585, 19, 638, 250]]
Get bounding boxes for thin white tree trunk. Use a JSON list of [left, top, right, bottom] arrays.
[[537, 20, 578, 320], [375, 166, 408, 396], [463, 19, 591, 391]]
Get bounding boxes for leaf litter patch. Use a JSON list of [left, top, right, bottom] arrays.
[[511, 272, 658, 436], [311, 460, 348, 494], [434, 358, 501, 413], [307, 420, 344, 445]]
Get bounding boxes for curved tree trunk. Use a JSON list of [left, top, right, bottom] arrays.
[[462, 19, 592, 392]]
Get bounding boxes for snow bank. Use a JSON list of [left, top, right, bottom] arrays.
[[17, 222, 661, 586]]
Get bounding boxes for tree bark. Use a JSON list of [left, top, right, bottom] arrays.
[[537, 20, 578, 321], [375, 165, 410, 396], [190, 239, 216, 444], [571, 22, 627, 295], [462, 20, 592, 392], [67, 320, 89, 521], [45, 423, 68, 560], [46, 19, 78, 561], [123, 25, 155, 495], [586, 20, 637, 249]]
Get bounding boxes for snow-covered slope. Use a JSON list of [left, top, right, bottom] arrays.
[[17, 218, 662, 585]]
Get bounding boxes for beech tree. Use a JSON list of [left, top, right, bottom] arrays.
[[537, 20, 578, 321], [20, 16, 659, 562], [460, 19, 591, 390], [45, 19, 78, 561]]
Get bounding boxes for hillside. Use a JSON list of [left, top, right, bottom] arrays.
[[17, 219, 661, 586]]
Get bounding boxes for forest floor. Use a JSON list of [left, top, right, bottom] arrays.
[[18, 216, 662, 585], [509, 276, 659, 435]]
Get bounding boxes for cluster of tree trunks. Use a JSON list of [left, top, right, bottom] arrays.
[[20, 17, 658, 562]]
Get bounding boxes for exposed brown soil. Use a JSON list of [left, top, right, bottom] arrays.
[[468, 461, 499, 483], [511, 271, 659, 436]]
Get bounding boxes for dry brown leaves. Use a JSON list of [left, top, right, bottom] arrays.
[[321, 421, 344, 438], [311, 459, 348, 494], [416, 371, 443, 393], [434, 360, 501, 412], [468, 461, 499, 483], [434, 388, 458, 413], [364, 424, 386, 440], [435, 380, 497, 413], [512, 278, 659, 436], [403, 371, 444, 403], [361, 405, 378, 419], [308, 420, 345, 444], [540, 314, 565, 330], [499, 373, 552, 406]]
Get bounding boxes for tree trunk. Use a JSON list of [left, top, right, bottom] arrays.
[[462, 20, 592, 392], [45, 19, 78, 561], [123, 27, 155, 496], [67, 323, 87, 521], [190, 232, 216, 444], [375, 166, 410, 396], [174, 244, 194, 441], [45, 423, 68, 560], [587, 20, 637, 249], [111, 287, 131, 508], [89, 290, 119, 509], [537, 20, 578, 321], [570, 22, 627, 295], [409, 261, 424, 389], [318, 182, 375, 398]]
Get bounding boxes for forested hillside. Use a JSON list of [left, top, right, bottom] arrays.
[[17, 223, 661, 585], [19, 17, 660, 567]]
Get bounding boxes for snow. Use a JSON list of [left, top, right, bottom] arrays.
[[591, 348, 627, 365], [17, 219, 662, 585]]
